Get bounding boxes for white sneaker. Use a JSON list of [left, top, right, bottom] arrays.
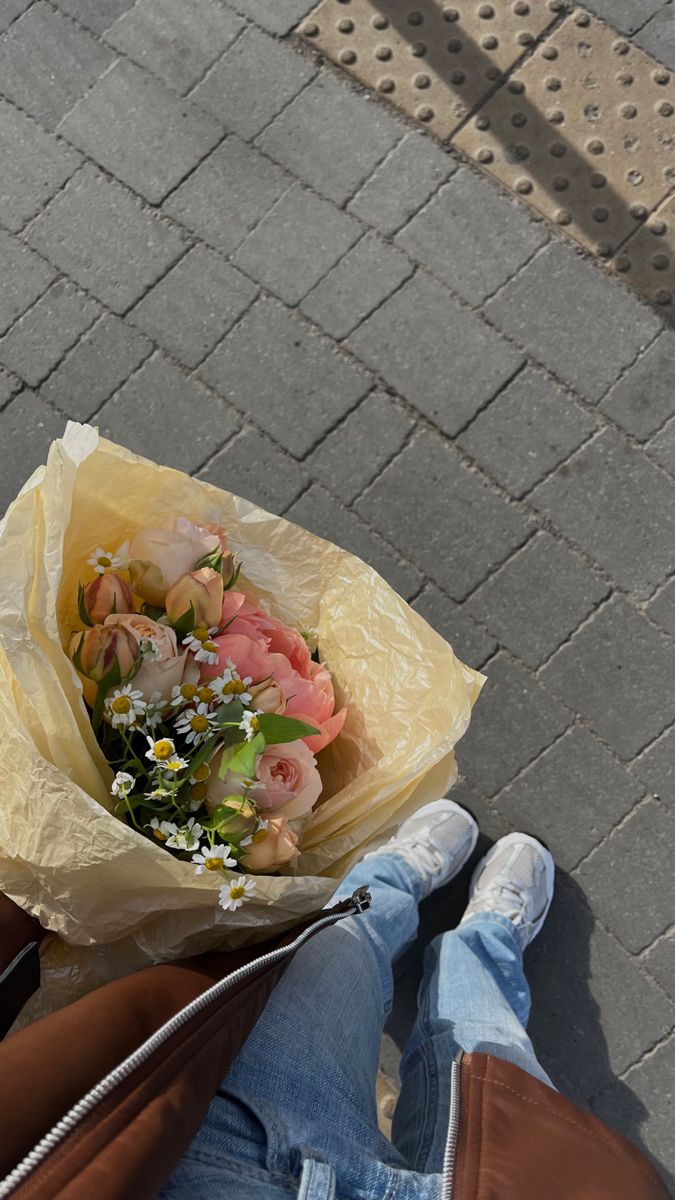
[[364, 798, 479, 898], [461, 833, 555, 949]]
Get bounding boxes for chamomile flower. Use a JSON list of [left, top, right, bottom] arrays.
[[183, 627, 219, 665], [240, 818, 268, 848], [88, 546, 124, 574], [211, 662, 253, 705], [140, 636, 161, 661], [146, 736, 178, 764], [147, 817, 178, 842], [239, 709, 263, 741], [106, 685, 146, 728], [111, 770, 135, 798], [174, 703, 218, 746], [159, 754, 189, 775], [169, 682, 199, 708], [192, 843, 237, 874], [219, 876, 257, 912], [144, 691, 165, 729], [190, 762, 211, 785], [165, 818, 203, 851]]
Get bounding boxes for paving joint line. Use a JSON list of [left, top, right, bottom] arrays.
[[570, 793, 656, 877], [0, 275, 103, 393], [637, 923, 675, 961], [615, 1026, 675, 1084], [189, 422, 246, 479]]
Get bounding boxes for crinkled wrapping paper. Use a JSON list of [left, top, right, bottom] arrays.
[[0, 424, 485, 1022]]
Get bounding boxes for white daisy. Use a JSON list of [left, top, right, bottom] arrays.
[[182, 626, 220, 666], [146, 736, 177, 764], [169, 682, 199, 708], [174, 703, 218, 746], [159, 754, 189, 775], [166, 818, 203, 851], [140, 635, 161, 661], [106, 685, 146, 728], [239, 709, 263, 742], [111, 770, 135, 798], [192, 842, 237, 874], [147, 817, 178, 842], [240, 817, 268, 848], [88, 546, 124, 574], [219, 876, 257, 912], [211, 661, 253, 705], [144, 691, 165, 729]]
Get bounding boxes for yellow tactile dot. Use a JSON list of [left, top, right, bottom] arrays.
[[610, 195, 675, 316], [453, 7, 675, 258], [298, 0, 560, 141]]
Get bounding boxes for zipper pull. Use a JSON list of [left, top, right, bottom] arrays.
[[350, 885, 372, 912]]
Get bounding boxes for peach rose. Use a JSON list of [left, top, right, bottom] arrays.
[[219, 594, 312, 675], [70, 623, 140, 707], [128, 520, 221, 606], [240, 816, 299, 871], [104, 613, 190, 701], [205, 738, 322, 821], [165, 567, 224, 630], [81, 572, 134, 624]]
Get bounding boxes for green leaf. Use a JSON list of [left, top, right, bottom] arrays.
[[219, 731, 264, 779], [223, 560, 242, 591], [212, 699, 245, 727], [257, 713, 319, 745], [141, 603, 165, 622], [195, 549, 223, 573], [77, 582, 94, 627], [172, 602, 197, 638]]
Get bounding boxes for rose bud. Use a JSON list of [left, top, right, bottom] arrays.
[[248, 679, 286, 714], [82, 572, 134, 624], [240, 816, 299, 871], [70, 623, 140, 707], [165, 567, 224, 632]]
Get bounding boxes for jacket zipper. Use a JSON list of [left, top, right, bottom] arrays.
[[0, 886, 371, 1199], [441, 1051, 464, 1200]]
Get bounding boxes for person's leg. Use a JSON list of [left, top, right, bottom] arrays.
[[392, 833, 556, 1173]]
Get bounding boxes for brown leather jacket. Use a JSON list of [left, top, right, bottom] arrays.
[[0, 891, 670, 1200]]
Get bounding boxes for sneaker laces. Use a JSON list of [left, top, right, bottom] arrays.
[[472, 878, 530, 922], [395, 839, 444, 877]]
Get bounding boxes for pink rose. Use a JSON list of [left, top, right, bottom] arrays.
[[128, 520, 221, 606], [219, 594, 312, 675], [81, 572, 134, 624], [104, 613, 190, 701], [205, 739, 322, 821], [240, 816, 299, 871]]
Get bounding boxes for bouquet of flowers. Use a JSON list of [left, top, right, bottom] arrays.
[[69, 519, 346, 914], [0, 424, 483, 1021]]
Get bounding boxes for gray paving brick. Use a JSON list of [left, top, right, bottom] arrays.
[[396, 169, 548, 306], [0, 280, 99, 387], [233, 183, 361, 305], [0, 230, 55, 336], [347, 274, 524, 438], [97, 353, 238, 473], [0, 3, 113, 131], [527, 873, 675, 1102], [496, 726, 644, 871], [285, 483, 423, 600], [40, 313, 152, 421], [593, 1037, 675, 1195], [0, 100, 80, 233], [643, 932, 675, 1000], [452, 651, 570, 797], [632, 726, 675, 810], [0, 390, 66, 515], [484, 243, 663, 402], [199, 426, 308, 513], [0, 367, 20, 409], [541, 597, 675, 759], [105, 0, 245, 95], [26, 166, 186, 313], [648, 577, 675, 639], [198, 297, 370, 456], [466, 532, 609, 669], [226, 0, 315, 36], [357, 430, 534, 601], [305, 390, 414, 505], [531, 428, 675, 601], [599, 333, 675, 441], [163, 136, 289, 255], [192, 26, 316, 140], [411, 583, 498, 670], [0, 0, 32, 33], [59, 59, 223, 205], [634, 4, 675, 70], [456, 367, 596, 498], [583, 0, 664, 35], [52, 0, 135, 33], [257, 73, 400, 206], [301, 232, 413, 339], [348, 132, 456, 237], [647, 417, 675, 478], [440, 776, 509, 843], [575, 800, 675, 953], [128, 245, 258, 368]]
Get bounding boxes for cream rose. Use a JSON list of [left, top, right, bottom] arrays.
[[104, 613, 190, 701], [128, 520, 221, 606], [240, 816, 299, 871]]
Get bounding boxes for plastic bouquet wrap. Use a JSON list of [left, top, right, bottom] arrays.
[[0, 424, 484, 1021]]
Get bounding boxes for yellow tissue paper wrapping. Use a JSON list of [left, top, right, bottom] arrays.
[[0, 424, 484, 1022]]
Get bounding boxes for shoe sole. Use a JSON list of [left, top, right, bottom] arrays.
[[468, 832, 555, 945]]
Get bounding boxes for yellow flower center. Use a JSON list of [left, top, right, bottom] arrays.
[[190, 782, 208, 803], [191, 714, 210, 733], [252, 829, 268, 844], [193, 627, 209, 643], [205, 856, 223, 871], [202, 641, 217, 654], [197, 686, 215, 703], [98, 556, 112, 568], [153, 739, 174, 760], [164, 759, 184, 773], [111, 695, 132, 714], [180, 683, 198, 700], [229, 885, 246, 900], [251, 716, 260, 732], [153, 828, 168, 841], [192, 763, 211, 782]]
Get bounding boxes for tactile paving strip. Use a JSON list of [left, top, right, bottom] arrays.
[[298, 0, 564, 141], [611, 193, 675, 313], [454, 9, 675, 258]]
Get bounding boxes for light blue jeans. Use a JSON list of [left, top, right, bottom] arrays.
[[160, 854, 554, 1200]]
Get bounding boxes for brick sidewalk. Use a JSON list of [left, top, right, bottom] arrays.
[[0, 0, 673, 1188]]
